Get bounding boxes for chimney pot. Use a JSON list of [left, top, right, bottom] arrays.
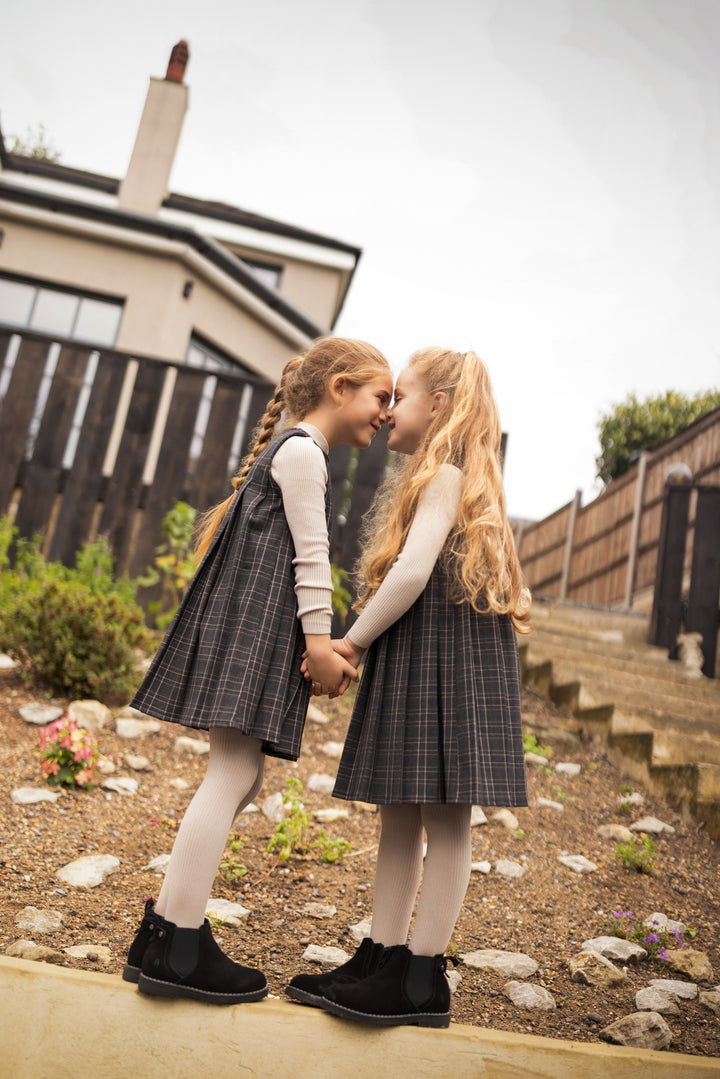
[[166, 40, 189, 83]]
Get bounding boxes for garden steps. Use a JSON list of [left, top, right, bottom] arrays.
[[520, 600, 720, 840]]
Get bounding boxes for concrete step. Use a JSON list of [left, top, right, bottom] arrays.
[[2, 956, 717, 1079]]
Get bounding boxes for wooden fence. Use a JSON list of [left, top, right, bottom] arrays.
[[516, 405, 720, 608], [0, 327, 389, 595]]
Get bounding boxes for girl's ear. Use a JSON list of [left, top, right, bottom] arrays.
[[328, 375, 346, 404], [430, 390, 447, 415]]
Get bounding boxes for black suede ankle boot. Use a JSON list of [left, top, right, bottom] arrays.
[[286, 936, 386, 1007], [319, 944, 451, 1027], [138, 919, 268, 1004], [123, 898, 159, 983]]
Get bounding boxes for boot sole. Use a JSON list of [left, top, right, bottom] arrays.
[[285, 985, 328, 1008], [122, 964, 141, 984], [319, 998, 450, 1028], [137, 972, 268, 1005]]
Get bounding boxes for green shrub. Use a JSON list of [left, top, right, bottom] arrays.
[[136, 501, 197, 630], [0, 519, 151, 703]]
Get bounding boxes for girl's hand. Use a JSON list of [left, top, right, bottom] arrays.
[[332, 636, 365, 669], [303, 635, 358, 699]]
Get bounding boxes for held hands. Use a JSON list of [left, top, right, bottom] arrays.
[[302, 634, 359, 700]]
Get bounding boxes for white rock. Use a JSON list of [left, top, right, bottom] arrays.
[[349, 919, 372, 943], [5, 940, 65, 964], [0, 653, 18, 671], [630, 817, 675, 834], [353, 801, 377, 813], [471, 861, 492, 874], [169, 778, 190, 791], [495, 859, 526, 879], [262, 792, 288, 824], [142, 854, 170, 874], [241, 802, 258, 813], [569, 951, 628, 988], [559, 854, 597, 873], [618, 792, 643, 806], [11, 788, 61, 805], [301, 902, 337, 920], [582, 936, 647, 963], [307, 773, 336, 794], [597, 824, 632, 842], [642, 913, 687, 935], [599, 1011, 673, 1050], [313, 808, 349, 823], [321, 741, 344, 759], [124, 754, 151, 771], [307, 703, 329, 724], [115, 717, 161, 739], [447, 968, 462, 994], [101, 776, 139, 796], [555, 762, 581, 776], [205, 899, 250, 926], [491, 809, 519, 830], [66, 700, 111, 733], [635, 987, 681, 1015], [174, 736, 209, 755], [462, 949, 538, 979], [648, 978, 698, 1000], [56, 854, 120, 889], [96, 756, 116, 775], [699, 990, 720, 1017], [503, 979, 556, 1011], [15, 907, 63, 934], [470, 806, 488, 827], [64, 944, 113, 963], [19, 702, 64, 726], [301, 944, 350, 967], [536, 798, 564, 811], [524, 752, 550, 766]]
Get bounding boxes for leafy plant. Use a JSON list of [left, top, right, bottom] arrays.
[[522, 732, 552, 758], [315, 831, 350, 863], [38, 714, 98, 789], [604, 910, 688, 958], [267, 777, 310, 861], [219, 830, 248, 882], [0, 518, 151, 702], [614, 835, 657, 875], [137, 502, 197, 630], [331, 563, 352, 625]]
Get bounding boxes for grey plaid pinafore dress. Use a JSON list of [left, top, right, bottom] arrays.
[[130, 428, 331, 761], [333, 561, 528, 806]]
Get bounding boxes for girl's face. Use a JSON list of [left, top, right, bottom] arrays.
[[387, 367, 443, 454], [335, 375, 393, 448]]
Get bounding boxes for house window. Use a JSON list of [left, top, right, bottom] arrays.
[[242, 258, 282, 290], [185, 336, 257, 468], [185, 335, 254, 376], [0, 274, 122, 347]]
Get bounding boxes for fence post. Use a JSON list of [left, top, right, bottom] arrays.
[[685, 486, 720, 677], [623, 450, 648, 609], [649, 468, 693, 652], [559, 490, 582, 602]]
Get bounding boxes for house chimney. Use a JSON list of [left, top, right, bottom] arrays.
[[118, 40, 190, 215]]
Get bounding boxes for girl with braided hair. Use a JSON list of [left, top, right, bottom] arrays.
[[288, 347, 530, 1027], [124, 336, 392, 1005]]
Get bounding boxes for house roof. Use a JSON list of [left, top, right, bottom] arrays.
[[0, 128, 361, 335]]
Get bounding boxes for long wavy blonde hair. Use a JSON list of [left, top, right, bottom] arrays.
[[194, 336, 390, 561], [356, 347, 531, 633]]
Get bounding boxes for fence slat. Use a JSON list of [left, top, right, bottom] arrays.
[[13, 347, 88, 544], [0, 338, 49, 509], [184, 380, 244, 512]]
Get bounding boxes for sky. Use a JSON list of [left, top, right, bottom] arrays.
[[2, 0, 719, 521]]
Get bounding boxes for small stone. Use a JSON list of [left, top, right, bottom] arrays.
[[306, 703, 329, 724], [262, 792, 288, 825], [661, 949, 713, 983], [241, 802, 258, 813], [491, 809, 519, 830], [19, 702, 64, 726], [536, 798, 564, 811], [169, 778, 190, 791], [56, 854, 120, 889], [618, 792, 643, 806], [5, 940, 66, 965], [205, 899, 250, 926], [555, 762, 581, 776], [174, 736, 209, 756], [301, 902, 337, 920], [582, 936, 647, 963], [321, 742, 344, 759], [471, 861, 492, 874], [15, 907, 63, 934], [313, 808, 349, 823], [307, 773, 335, 794], [648, 978, 698, 1000], [96, 756, 116, 775], [352, 801, 377, 813], [66, 700, 111, 733], [0, 653, 18, 671], [597, 824, 632, 842], [447, 968, 462, 994], [470, 806, 487, 827], [630, 816, 675, 834], [495, 859, 526, 879], [64, 944, 112, 963], [524, 752, 550, 766], [558, 855, 597, 874], [115, 717, 161, 738], [569, 951, 628, 988], [101, 776, 139, 796], [599, 1011, 672, 1050], [587, 1011, 603, 1024], [349, 919, 372, 943], [634, 987, 680, 1015], [142, 854, 170, 874], [124, 754, 151, 771], [642, 913, 687, 935], [462, 949, 538, 979], [11, 788, 61, 805], [699, 990, 720, 1017], [503, 980, 556, 1011], [301, 945, 350, 967]]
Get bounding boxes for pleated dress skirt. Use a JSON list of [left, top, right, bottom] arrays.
[[333, 564, 528, 806], [131, 428, 330, 762]]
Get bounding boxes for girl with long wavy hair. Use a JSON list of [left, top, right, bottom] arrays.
[[123, 337, 392, 1006], [287, 346, 530, 1027]]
